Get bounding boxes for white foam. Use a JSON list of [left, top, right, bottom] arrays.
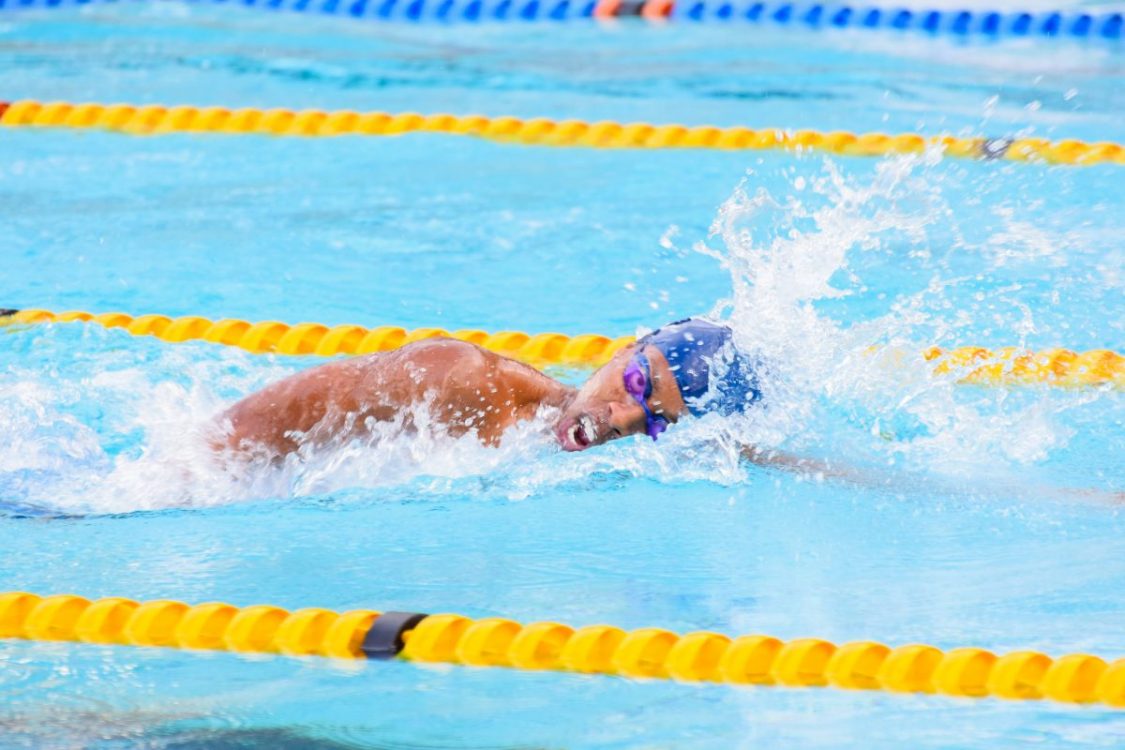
[[1, 152, 1114, 514], [698, 152, 1110, 490]]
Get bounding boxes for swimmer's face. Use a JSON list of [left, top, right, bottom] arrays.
[[555, 344, 687, 452]]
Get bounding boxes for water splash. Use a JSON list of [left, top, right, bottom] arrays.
[[1, 152, 1118, 514], [698, 152, 1115, 494]]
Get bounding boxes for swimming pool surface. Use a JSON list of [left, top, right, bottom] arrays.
[[1, 2, 1124, 748]]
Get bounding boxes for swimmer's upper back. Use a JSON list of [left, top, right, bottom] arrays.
[[216, 338, 567, 456]]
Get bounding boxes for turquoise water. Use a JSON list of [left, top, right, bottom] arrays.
[[1, 4, 1124, 748]]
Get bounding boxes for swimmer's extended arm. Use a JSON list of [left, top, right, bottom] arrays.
[[740, 445, 882, 487], [742, 446, 1125, 505]]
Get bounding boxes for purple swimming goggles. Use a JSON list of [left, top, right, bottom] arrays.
[[622, 352, 669, 441]]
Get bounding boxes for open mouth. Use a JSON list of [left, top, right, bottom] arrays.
[[560, 415, 597, 451]]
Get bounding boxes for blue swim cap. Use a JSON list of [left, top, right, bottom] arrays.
[[636, 318, 761, 417]]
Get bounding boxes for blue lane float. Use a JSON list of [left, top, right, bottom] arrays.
[[674, 3, 1124, 40], [0, 0, 1121, 40]]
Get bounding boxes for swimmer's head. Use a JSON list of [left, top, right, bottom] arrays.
[[555, 318, 761, 452]]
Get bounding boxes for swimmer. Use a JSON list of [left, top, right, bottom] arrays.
[[213, 317, 1121, 497], [217, 318, 772, 459]]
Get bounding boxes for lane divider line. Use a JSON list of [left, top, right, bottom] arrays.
[[0, 0, 1120, 41], [2, 100, 1122, 166], [2, 592, 1123, 707], [2, 308, 634, 365], [0, 308, 635, 366], [2, 308, 1122, 387]]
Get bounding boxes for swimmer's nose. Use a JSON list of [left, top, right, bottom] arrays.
[[607, 400, 645, 436]]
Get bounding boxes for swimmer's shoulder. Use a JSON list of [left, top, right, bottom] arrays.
[[386, 336, 500, 370], [348, 337, 506, 390], [389, 337, 558, 398]]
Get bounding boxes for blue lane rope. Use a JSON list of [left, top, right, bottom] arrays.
[[0, 0, 599, 19], [0, 0, 1121, 40], [674, 3, 1123, 39]]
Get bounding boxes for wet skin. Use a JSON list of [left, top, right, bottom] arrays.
[[217, 338, 684, 456], [216, 338, 991, 494]]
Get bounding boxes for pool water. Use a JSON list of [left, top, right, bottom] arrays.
[[1, 3, 1124, 748]]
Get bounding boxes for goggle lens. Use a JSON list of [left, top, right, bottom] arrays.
[[623, 354, 668, 441]]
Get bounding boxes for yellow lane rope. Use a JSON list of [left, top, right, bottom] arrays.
[[2, 99, 1123, 165], [2, 308, 1121, 387], [0, 308, 634, 366], [1, 592, 1122, 707]]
